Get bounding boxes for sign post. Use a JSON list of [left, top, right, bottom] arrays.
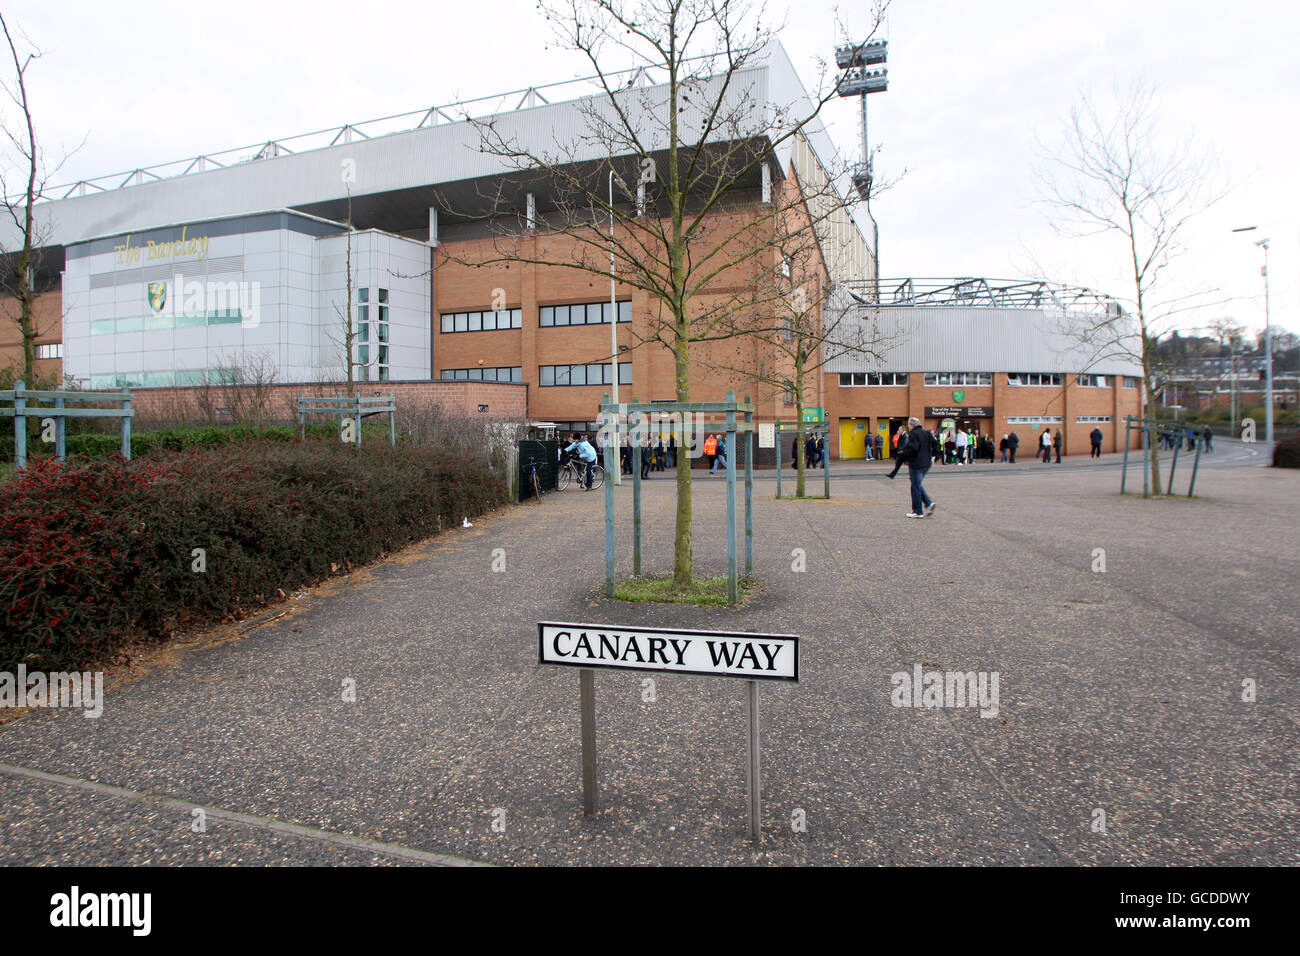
[[539, 622, 799, 842]]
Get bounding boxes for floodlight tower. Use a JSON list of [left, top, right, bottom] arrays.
[[835, 39, 888, 276]]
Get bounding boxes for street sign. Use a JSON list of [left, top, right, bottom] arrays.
[[539, 622, 798, 681], [758, 422, 775, 448], [801, 407, 825, 423], [539, 621, 800, 843]]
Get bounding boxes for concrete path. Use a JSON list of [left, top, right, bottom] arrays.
[[1, 446, 1296, 865]]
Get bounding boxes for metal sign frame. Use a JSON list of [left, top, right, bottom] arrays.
[[538, 621, 799, 844]]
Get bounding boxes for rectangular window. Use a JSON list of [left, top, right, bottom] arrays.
[[839, 373, 852, 387], [511, 366, 522, 383], [358, 288, 369, 303], [618, 301, 631, 323], [1077, 374, 1109, 388], [441, 315, 454, 333], [587, 364, 604, 385], [512, 309, 522, 329], [359, 305, 369, 325], [1077, 416, 1113, 423], [618, 363, 632, 385], [937, 373, 951, 385], [1123, 376, 1141, 389], [540, 306, 553, 327], [483, 311, 498, 331], [358, 345, 369, 365], [442, 369, 455, 380], [455, 313, 468, 332], [554, 305, 570, 326], [570, 365, 586, 386], [35, 343, 65, 359], [587, 304, 602, 325], [359, 321, 369, 343], [378, 289, 388, 304], [555, 365, 570, 386], [468, 368, 483, 380], [468, 311, 482, 332]]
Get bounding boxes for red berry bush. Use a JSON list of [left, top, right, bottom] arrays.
[[1, 441, 506, 672]]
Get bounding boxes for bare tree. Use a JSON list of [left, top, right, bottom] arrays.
[[1034, 83, 1226, 494], [704, 209, 888, 495], [437, 0, 886, 588], [0, 14, 77, 388]]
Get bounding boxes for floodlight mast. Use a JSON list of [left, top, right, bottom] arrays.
[[835, 38, 888, 275]]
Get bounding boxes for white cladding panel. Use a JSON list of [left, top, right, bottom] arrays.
[[825, 304, 1144, 377]]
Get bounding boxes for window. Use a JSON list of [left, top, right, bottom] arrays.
[[1077, 416, 1113, 423], [1006, 416, 1064, 424], [539, 299, 632, 327], [1008, 373, 1062, 387], [923, 373, 992, 386], [442, 366, 522, 383], [840, 372, 906, 386], [539, 362, 633, 386], [1077, 374, 1109, 388], [1122, 376, 1141, 389], [35, 343, 63, 360], [784, 388, 794, 405]]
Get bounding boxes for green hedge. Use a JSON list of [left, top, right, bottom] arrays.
[[0, 422, 396, 463], [1, 442, 506, 672]]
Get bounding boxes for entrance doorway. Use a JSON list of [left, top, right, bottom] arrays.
[[839, 418, 869, 459], [881, 417, 908, 458]]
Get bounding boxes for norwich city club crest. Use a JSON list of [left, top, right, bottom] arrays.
[[147, 281, 167, 312], [952, 389, 965, 403]]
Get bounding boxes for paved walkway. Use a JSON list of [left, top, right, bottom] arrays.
[[1, 445, 1296, 865]]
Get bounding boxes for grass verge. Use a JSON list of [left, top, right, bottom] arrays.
[[613, 573, 758, 606]]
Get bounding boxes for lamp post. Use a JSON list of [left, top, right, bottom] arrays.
[[1232, 226, 1273, 447], [609, 169, 630, 483]]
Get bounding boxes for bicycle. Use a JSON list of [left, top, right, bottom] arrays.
[[525, 457, 545, 502], [556, 457, 605, 491]]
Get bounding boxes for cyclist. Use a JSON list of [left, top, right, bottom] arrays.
[[564, 432, 598, 490]]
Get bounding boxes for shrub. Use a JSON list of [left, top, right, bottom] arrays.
[[1274, 436, 1300, 469], [0, 441, 506, 672]]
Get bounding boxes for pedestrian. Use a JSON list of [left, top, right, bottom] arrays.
[[1040, 428, 1052, 463], [711, 433, 728, 475], [999, 434, 1009, 463], [897, 416, 936, 518], [563, 432, 598, 490], [1054, 429, 1063, 463], [806, 433, 818, 469], [668, 433, 677, 468], [864, 430, 874, 461], [1202, 425, 1214, 453], [874, 433, 884, 460], [791, 435, 799, 468], [1090, 426, 1103, 458], [704, 433, 717, 472], [955, 428, 968, 466], [1007, 431, 1019, 463], [815, 432, 826, 468], [640, 440, 652, 479]]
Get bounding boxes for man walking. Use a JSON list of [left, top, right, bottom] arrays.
[[1054, 429, 1063, 463], [704, 433, 717, 473], [711, 433, 728, 476], [1090, 426, 1103, 458], [1007, 431, 1019, 463], [1040, 428, 1053, 463], [1202, 425, 1214, 453], [955, 428, 968, 466], [897, 417, 935, 518]]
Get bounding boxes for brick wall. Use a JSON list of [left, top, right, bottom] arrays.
[[127, 379, 527, 428]]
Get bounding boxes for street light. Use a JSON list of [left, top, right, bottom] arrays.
[[1232, 226, 1273, 447]]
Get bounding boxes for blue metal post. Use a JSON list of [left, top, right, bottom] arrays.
[[744, 398, 753, 576], [54, 397, 66, 462], [121, 389, 132, 460], [726, 392, 738, 604], [14, 381, 26, 472]]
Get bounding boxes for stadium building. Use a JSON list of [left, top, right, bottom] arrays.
[[1, 40, 1145, 456]]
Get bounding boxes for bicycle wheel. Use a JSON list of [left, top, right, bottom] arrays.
[[556, 464, 571, 491], [589, 464, 605, 490]]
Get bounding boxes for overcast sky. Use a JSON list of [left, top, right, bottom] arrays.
[[4, 0, 1297, 342]]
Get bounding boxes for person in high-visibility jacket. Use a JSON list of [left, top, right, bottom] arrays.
[[704, 433, 717, 472]]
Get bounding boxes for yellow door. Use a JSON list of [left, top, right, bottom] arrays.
[[877, 420, 891, 458], [839, 419, 867, 459]]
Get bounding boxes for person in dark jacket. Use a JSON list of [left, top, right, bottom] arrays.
[[1202, 425, 1214, 453], [1054, 429, 1063, 463], [1090, 427, 1103, 458], [1007, 431, 1019, 463], [898, 416, 935, 518]]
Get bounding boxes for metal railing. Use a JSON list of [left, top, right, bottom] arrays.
[[842, 277, 1120, 316], [33, 57, 712, 204]]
